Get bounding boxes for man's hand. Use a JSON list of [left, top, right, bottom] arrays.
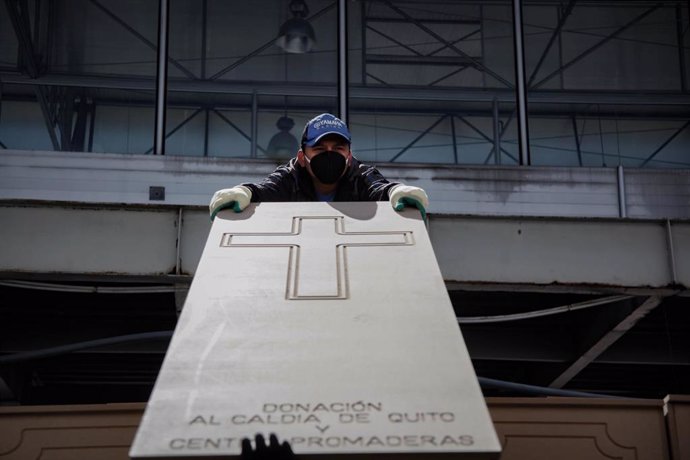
[[241, 434, 294, 460], [389, 184, 429, 220], [209, 185, 252, 220]]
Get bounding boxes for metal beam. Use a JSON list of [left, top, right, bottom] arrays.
[[549, 295, 664, 388], [451, 115, 459, 164], [366, 54, 478, 66], [428, 29, 481, 57], [87, 101, 96, 152], [366, 16, 480, 26], [6, 72, 690, 106], [366, 26, 424, 57], [617, 165, 627, 218], [59, 89, 76, 150], [201, 0, 208, 80], [365, 72, 390, 86], [572, 115, 583, 166], [428, 66, 470, 86], [338, 0, 348, 124], [70, 95, 90, 152], [676, 3, 687, 92], [153, 0, 169, 155], [492, 98, 501, 164], [512, 0, 530, 165]]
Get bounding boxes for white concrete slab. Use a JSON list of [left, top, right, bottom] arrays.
[[131, 201, 501, 458]]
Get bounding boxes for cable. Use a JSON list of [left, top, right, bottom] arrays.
[[0, 280, 185, 294], [478, 376, 621, 399], [0, 331, 174, 364], [457, 295, 633, 324]]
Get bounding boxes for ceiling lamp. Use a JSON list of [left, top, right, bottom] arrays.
[[276, 0, 316, 54]]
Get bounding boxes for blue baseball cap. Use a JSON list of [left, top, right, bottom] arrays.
[[301, 113, 351, 147]]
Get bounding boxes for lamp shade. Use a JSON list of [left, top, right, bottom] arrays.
[[276, 17, 316, 54]]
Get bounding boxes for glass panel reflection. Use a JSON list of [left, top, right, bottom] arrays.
[[348, 0, 516, 165]]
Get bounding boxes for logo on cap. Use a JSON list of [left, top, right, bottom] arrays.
[[302, 113, 351, 147]]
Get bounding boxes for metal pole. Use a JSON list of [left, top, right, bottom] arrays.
[[572, 115, 583, 166], [203, 109, 209, 157], [450, 115, 458, 164], [153, 0, 169, 155], [360, 0, 367, 87], [676, 4, 687, 92], [176, 208, 183, 276], [617, 165, 627, 218], [338, 0, 348, 124], [87, 102, 96, 152], [666, 219, 678, 285], [512, 0, 530, 165], [201, 0, 207, 80], [492, 98, 501, 164], [251, 91, 258, 158]]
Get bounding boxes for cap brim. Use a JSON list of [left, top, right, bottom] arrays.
[[304, 131, 351, 147]]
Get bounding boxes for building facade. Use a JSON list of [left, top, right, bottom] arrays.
[[1, 0, 689, 411]]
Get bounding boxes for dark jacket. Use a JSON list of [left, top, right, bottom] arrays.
[[243, 157, 398, 202]]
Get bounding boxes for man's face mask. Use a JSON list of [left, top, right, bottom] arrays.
[[305, 150, 347, 184]]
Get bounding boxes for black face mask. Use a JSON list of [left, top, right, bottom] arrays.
[[306, 151, 347, 184]]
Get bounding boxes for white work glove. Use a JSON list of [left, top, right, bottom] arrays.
[[209, 185, 252, 220], [389, 184, 429, 221]]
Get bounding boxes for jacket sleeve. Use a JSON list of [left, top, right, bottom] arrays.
[[242, 161, 297, 202], [353, 160, 399, 201]]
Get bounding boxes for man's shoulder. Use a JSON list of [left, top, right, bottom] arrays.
[[349, 156, 382, 177], [268, 157, 300, 177]]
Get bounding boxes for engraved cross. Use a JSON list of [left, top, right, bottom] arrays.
[[221, 216, 414, 299]]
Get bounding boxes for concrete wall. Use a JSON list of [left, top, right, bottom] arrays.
[[1, 203, 688, 290], [2, 150, 688, 289], [2, 150, 689, 218]]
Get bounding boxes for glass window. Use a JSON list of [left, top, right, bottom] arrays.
[[527, 102, 690, 168], [0, 1, 157, 154], [524, 3, 690, 167], [165, 0, 338, 157], [348, 1, 516, 165], [0, 90, 54, 151]]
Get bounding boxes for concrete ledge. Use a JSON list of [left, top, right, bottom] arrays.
[[2, 203, 688, 289], [2, 149, 689, 219]]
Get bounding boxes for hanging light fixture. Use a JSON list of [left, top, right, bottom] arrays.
[[275, 0, 316, 54]]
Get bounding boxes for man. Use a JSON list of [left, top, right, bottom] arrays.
[[209, 113, 429, 219]]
